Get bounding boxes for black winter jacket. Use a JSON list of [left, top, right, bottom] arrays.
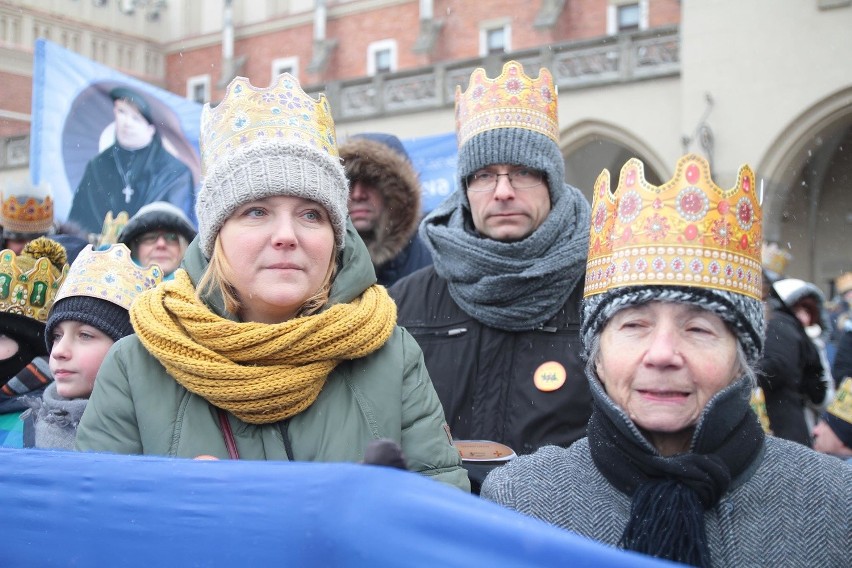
[[389, 266, 591, 459], [758, 306, 825, 446]]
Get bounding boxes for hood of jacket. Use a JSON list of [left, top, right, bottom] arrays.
[[339, 136, 421, 268], [181, 218, 377, 321]]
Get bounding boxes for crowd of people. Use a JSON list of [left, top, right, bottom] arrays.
[[1, 61, 850, 565]]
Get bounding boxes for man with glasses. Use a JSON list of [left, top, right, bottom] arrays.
[[118, 201, 196, 278], [389, 61, 592, 492]]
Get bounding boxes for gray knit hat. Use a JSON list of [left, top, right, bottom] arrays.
[[458, 128, 566, 206], [196, 140, 348, 258], [455, 61, 565, 206], [196, 75, 349, 258], [582, 286, 765, 365]]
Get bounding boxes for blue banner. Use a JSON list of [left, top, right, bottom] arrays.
[[30, 39, 202, 227], [401, 131, 459, 214], [0, 448, 673, 567]]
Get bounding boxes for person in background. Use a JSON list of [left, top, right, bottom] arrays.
[[68, 86, 195, 235], [1, 179, 55, 254], [389, 61, 592, 492], [758, 268, 825, 446], [481, 154, 851, 567], [339, 133, 431, 287], [22, 244, 162, 449], [773, 277, 835, 432], [0, 237, 68, 447], [812, 377, 852, 464], [75, 74, 468, 491], [118, 201, 197, 278]]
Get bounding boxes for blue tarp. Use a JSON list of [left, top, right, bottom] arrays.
[[0, 448, 673, 567]]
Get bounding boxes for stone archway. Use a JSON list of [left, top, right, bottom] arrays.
[[560, 120, 668, 203], [759, 87, 852, 293]]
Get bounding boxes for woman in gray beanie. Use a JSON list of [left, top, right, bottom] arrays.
[[74, 74, 468, 491], [481, 154, 851, 566]]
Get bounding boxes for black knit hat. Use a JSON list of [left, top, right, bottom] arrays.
[[45, 296, 133, 352]]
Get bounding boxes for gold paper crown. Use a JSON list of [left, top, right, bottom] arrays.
[[827, 377, 852, 425], [1, 192, 54, 235], [97, 210, 130, 248], [54, 244, 163, 311], [199, 74, 338, 179], [761, 242, 791, 276], [0, 238, 68, 323], [584, 154, 763, 300], [455, 60, 559, 148], [835, 272, 852, 296]]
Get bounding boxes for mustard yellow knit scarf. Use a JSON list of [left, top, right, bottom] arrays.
[[130, 270, 397, 424]]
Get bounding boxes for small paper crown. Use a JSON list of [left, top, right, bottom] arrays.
[[835, 272, 852, 296], [0, 238, 68, 323], [762, 242, 791, 276], [199, 74, 339, 179], [455, 60, 559, 148], [54, 244, 163, 311], [584, 154, 763, 300], [98, 210, 130, 247], [1, 181, 54, 235], [827, 377, 852, 425]]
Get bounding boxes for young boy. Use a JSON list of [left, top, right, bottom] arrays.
[[24, 243, 162, 449], [0, 237, 68, 448]]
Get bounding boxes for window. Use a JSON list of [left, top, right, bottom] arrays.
[[617, 4, 640, 31], [479, 21, 511, 57], [186, 74, 210, 104], [367, 39, 397, 76], [607, 0, 648, 35], [272, 56, 299, 82]]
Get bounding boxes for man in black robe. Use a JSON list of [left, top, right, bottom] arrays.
[[68, 86, 195, 235]]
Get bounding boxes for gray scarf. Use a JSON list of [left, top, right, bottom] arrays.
[[420, 183, 590, 331], [23, 382, 88, 450]]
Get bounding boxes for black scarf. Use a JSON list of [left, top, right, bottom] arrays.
[[587, 376, 765, 567]]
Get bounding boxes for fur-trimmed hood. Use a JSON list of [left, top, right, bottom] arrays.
[[339, 134, 421, 268]]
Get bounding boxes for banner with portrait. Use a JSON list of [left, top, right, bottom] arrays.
[[30, 39, 202, 234]]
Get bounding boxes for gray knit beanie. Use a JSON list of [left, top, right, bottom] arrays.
[[582, 286, 766, 365], [45, 296, 133, 352], [457, 127, 566, 206], [195, 139, 349, 258]]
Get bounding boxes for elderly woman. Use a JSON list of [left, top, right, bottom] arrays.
[[75, 75, 468, 491], [481, 155, 851, 566]]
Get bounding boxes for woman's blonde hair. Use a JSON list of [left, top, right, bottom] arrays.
[[196, 234, 338, 320]]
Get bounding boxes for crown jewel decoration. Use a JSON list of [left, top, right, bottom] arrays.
[[0, 245, 68, 323], [828, 377, 852, 424], [584, 153, 763, 300], [762, 242, 791, 276], [835, 272, 852, 296], [455, 60, 559, 148], [98, 210, 130, 247], [55, 244, 163, 311], [1, 194, 54, 234], [199, 74, 338, 179]]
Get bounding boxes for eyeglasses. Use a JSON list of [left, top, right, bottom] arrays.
[[464, 168, 545, 192], [137, 231, 180, 246]]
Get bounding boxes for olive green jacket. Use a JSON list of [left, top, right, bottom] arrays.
[[76, 223, 469, 491]]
